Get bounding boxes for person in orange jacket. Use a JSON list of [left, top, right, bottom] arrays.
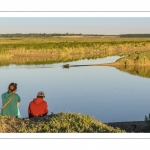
[[28, 91, 48, 118]]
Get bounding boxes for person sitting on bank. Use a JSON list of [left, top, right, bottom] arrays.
[[1, 83, 21, 117], [28, 91, 48, 118]]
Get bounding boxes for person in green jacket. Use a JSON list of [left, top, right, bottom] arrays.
[[1, 83, 21, 117]]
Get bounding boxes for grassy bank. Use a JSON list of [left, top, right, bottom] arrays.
[[0, 112, 125, 133], [88, 50, 150, 78]]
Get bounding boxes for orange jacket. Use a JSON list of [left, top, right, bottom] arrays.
[[28, 98, 48, 117]]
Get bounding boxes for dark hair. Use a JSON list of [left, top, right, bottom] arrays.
[[8, 83, 17, 92]]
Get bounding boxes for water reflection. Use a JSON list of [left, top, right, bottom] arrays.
[[112, 65, 150, 78], [63, 62, 150, 79]]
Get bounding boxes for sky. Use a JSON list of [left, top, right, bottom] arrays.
[[0, 17, 150, 35]]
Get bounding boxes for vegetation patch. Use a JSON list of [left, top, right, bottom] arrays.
[[0, 112, 125, 133], [116, 50, 150, 66]]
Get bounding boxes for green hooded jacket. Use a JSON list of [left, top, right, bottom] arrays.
[[1, 92, 21, 117]]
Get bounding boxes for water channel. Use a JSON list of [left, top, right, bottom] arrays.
[[0, 56, 150, 123]]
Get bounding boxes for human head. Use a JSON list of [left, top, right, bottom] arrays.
[[8, 83, 17, 93], [37, 91, 45, 98]]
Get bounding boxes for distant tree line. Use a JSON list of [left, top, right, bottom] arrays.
[[0, 33, 118, 38], [120, 34, 150, 38], [1, 33, 150, 38]]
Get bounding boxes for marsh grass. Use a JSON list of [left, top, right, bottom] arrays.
[[0, 112, 126, 133], [1, 37, 150, 65], [0, 37, 150, 56]]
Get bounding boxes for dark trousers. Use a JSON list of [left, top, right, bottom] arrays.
[[29, 114, 47, 119]]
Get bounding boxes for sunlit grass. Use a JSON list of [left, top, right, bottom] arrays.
[[0, 112, 126, 133]]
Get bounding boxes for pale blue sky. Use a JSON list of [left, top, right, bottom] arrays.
[[0, 17, 150, 35]]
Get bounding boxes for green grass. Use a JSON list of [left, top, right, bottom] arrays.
[[0, 112, 126, 133]]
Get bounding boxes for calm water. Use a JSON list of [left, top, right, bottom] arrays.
[[0, 56, 150, 123]]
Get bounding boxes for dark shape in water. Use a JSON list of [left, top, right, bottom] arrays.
[[63, 64, 69, 68], [63, 64, 90, 69]]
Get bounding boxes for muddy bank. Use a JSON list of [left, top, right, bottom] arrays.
[[106, 121, 149, 133]]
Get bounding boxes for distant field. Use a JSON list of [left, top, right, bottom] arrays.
[[1, 36, 150, 44]]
